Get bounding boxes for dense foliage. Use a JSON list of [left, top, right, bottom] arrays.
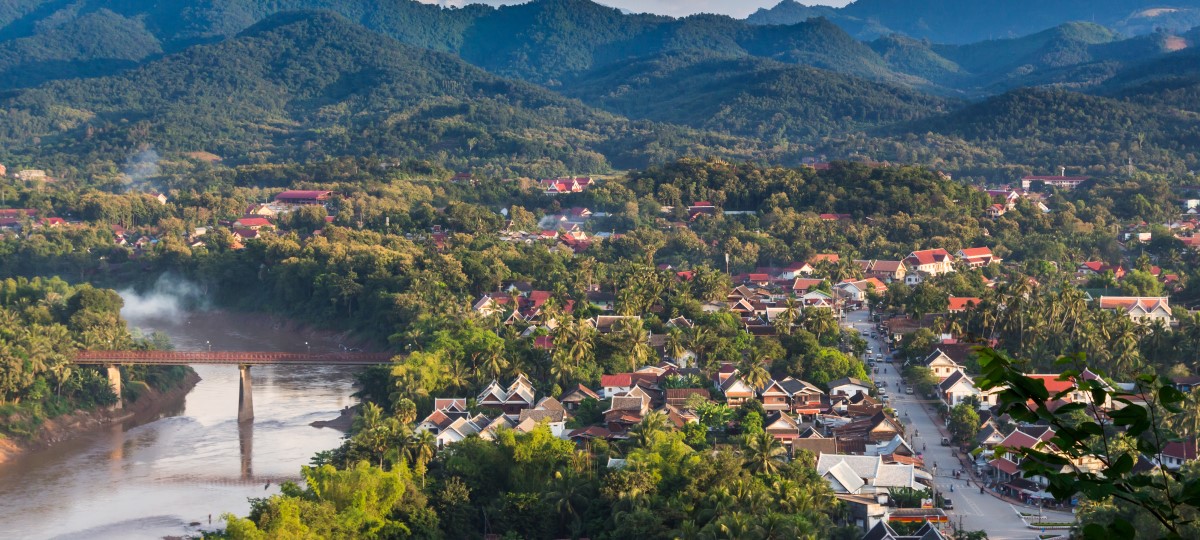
[[0, 277, 187, 439]]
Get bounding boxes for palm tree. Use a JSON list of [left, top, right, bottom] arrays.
[[615, 318, 653, 371], [479, 344, 508, 381], [742, 430, 786, 476], [739, 352, 772, 392], [665, 327, 687, 364], [566, 320, 596, 367], [631, 411, 670, 447], [407, 429, 437, 483], [547, 471, 587, 535]]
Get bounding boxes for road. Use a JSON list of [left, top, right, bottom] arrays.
[[843, 309, 1075, 539]]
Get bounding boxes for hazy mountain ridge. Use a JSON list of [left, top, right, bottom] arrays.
[[748, 0, 1200, 44]]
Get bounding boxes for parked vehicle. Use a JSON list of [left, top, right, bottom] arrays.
[[941, 436, 951, 446], [905, 386, 914, 394], [942, 498, 954, 510]]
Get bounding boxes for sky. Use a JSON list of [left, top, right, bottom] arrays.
[[417, 1, 851, 19]]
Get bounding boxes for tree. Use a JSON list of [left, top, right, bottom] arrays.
[[947, 402, 980, 444], [975, 348, 1200, 540], [742, 430, 786, 476]]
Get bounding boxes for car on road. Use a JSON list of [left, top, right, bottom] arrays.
[[941, 436, 951, 446], [875, 381, 886, 388], [878, 388, 888, 396], [905, 386, 913, 394], [942, 498, 953, 510]]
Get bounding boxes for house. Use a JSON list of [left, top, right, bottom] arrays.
[[986, 203, 1007, 218], [1171, 375, 1200, 394], [600, 374, 634, 399], [919, 349, 965, 381], [720, 375, 756, 407], [946, 297, 981, 313], [778, 261, 816, 279], [233, 216, 274, 230], [1097, 296, 1174, 324], [778, 377, 827, 419], [476, 375, 537, 415], [559, 384, 600, 410], [1157, 439, 1197, 470], [956, 247, 999, 268], [590, 315, 641, 334], [1078, 261, 1126, 279], [829, 377, 872, 398], [1023, 370, 1114, 410], [665, 387, 710, 408], [604, 394, 649, 432], [903, 249, 955, 283], [836, 278, 888, 303], [760, 380, 792, 411], [855, 260, 907, 282], [764, 411, 802, 444], [517, 407, 567, 437], [937, 371, 983, 409], [816, 454, 924, 495], [275, 190, 333, 205], [833, 411, 905, 444], [1021, 175, 1089, 190]]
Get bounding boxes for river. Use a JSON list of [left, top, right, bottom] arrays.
[[0, 309, 366, 539]]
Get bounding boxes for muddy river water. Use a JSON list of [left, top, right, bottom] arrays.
[[0, 309, 366, 539]]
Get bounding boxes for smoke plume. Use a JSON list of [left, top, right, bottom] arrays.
[[119, 274, 207, 326], [122, 146, 162, 192]]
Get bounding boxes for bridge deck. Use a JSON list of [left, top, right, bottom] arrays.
[[73, 350, 395, 365]]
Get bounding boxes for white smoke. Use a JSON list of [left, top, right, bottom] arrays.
[[122, 146, 162, 192], [119, 274, 207, 326]]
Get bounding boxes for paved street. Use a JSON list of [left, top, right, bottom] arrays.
[[842, 309, 1075, 539]]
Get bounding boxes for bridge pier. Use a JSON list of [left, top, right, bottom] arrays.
[[238, 364, 254, 423], [105, 365, 122, 409]]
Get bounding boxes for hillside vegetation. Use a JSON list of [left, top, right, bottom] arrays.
[[0, 12, 769, 176]]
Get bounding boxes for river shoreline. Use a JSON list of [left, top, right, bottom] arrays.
[[0, 370, 202, 466]]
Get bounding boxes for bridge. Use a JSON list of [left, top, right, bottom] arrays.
[[74, 350, 395, 422]]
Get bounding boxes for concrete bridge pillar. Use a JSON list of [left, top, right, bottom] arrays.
[[105, 365, 122, 409], [238, 364, 254, 423]]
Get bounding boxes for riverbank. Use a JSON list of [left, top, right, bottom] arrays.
[[0, 370, 201, 465], [311, 405, 357, 432]]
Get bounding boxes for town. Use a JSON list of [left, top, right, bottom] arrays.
[[2, 159, 1197, 539]]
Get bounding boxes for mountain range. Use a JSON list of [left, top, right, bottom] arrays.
[[1, 0, 1200, 177], [748, 0, 1200, 44]]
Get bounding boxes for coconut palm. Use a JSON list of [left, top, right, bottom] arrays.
[[407, 429, 437, 479], [547, 471, 588, 535], [742, 430, 787, 476], [631, 411, 670, 447], [665, 327, 687, 364]]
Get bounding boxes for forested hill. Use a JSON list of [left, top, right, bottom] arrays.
[[0, 0, 911, 89], [561, 52, 954, 143], [748, 0, 1200, 43], [0, 11, 768, 175], [2, 0, 1198, 95], [894, 87, 1200, 173]]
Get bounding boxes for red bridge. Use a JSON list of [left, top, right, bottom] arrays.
[[73, 350, 396, 366], [74, 350, 396, 422]]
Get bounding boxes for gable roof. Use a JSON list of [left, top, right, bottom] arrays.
[[947, 297, 981, 311], [938, 370, 974, 392], [601, 373, 633, 387], [905, 248, 952, 266], [958, 247, 993, 258], [560, 383, 600, 402]]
